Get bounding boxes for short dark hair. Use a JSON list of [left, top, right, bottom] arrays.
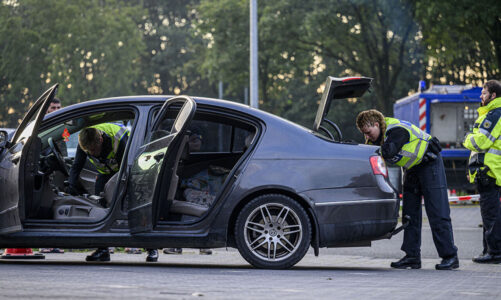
[[51, 97, 61, 104], [79, 127, 102, 151], [484, 80, 501, 97]]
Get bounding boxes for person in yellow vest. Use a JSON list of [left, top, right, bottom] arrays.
[[68, 123, 159, 263], [463, 80, 501, 264], [356, 109, 458, 270]]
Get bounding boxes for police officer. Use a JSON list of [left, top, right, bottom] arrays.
[[68, 123, 159, 262], [464, 80, 501, 264], [356, 109, 459, 270]]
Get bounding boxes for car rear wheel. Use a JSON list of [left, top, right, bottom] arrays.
[[235, 194, 311, 269]]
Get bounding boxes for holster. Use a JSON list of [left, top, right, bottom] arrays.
[[428, 136, 442, 154], [477, 166, 492, 186]]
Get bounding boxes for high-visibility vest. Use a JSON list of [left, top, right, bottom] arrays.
[[463, 97, 501, 186], [86, 123, 129, 174], [375, 117, 431, 169]]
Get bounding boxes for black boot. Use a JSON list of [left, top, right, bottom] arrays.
[[390, 255, 421, 269], [146, 249, 158, 262], [435, 256, 459, 270], [85, 248, 110, 262], [472, 253, 501, 264]]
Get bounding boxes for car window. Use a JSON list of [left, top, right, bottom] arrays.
[[38, 110, 135, 157], [190, 120, 231, 153], [148, 107, 256, 154]]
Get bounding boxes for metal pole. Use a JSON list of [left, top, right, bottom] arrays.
[[250, 0, 258, 108], [218, 81, 223, 99], [244, 87, 249, 105]]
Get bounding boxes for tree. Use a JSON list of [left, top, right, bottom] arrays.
[[300, 0, 424, 115], [0, 0, 146, 127], [131, 0, 217, 98], [192, 0, 423, 133], [412, 0, 501, 85]]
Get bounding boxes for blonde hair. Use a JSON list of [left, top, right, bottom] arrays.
[[355, 109, 386, 145], [78, 127, 102, 151]]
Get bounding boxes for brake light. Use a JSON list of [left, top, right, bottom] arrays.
[[370, 155, 388, 177], [342, 77, 361, 82]]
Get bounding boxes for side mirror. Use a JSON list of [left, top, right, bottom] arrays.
[[0, 130, 9, 148]]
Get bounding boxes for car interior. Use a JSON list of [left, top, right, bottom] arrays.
[[152, 110, 256, 224], [29, 110, 136, 222], [26, 107, 257, 226]]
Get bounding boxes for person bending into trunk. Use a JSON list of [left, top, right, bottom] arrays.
[[356, 109, 458, 270]]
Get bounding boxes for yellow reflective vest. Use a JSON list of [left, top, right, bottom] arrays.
[[463, 97, 501, 186], [378, 117, 431, 169], [87, 123, 129, 174]]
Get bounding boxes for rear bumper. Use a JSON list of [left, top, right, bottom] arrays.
[[301, 186, 399, 247], [314, 198, 399, 247]]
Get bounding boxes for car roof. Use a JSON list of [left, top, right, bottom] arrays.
[[0, 127, 15, 133], [45, 95, 310, 132]]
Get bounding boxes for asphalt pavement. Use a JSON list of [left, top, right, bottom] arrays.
[[0, 205, 500, 299]]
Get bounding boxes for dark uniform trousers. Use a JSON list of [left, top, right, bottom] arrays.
[[402, 153, 458, 259], [478, 177, 501, 255]]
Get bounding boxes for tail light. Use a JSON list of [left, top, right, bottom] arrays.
[[370, 155, 388, 177]]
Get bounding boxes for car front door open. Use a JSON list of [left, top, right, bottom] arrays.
[[0, 84, 58, 234]]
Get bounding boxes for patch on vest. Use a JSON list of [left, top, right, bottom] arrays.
[[482, 119, 492, 129]]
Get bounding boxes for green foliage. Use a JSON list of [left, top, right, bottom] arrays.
[[300, 0, 424, 115], [0, 0, 498, 136], [131, 0, 217, 97], [413, 0, 501, 85], [0, 0, 146, 127], [193, 0, 423, 131]]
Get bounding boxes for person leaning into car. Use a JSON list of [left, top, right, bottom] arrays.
[[356, 109, 459, 270], [68, 123, 159, 263], [463, 80, 501, 264]]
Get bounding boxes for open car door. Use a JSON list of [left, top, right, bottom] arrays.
[[127, 96, 196, 234], [313, 76, 373, 136], [0, 84, 58, 234]]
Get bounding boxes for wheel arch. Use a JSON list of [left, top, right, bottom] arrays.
[[226, 188, 319, 251]]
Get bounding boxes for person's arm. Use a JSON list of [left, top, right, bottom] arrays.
[[115, 134, 128, 164], [381, 127, 409, 160], [463, 110, 501, 152], [68, 145, 87, 188]]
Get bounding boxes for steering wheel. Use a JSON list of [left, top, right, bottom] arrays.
[[320, 119, 343, 142], [48, 137, 69, 176]]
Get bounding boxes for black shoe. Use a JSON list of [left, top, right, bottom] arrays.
[[435, 256, 459, 270], [163, 248, 182, 255], [146, 249, 158, 262], [390, 256, 421, 269], [199, 249, 212, 255], [85, 248, 110, 262], [472, 253, 501, 264]]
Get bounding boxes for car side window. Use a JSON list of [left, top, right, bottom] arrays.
[[190, 120, 231, 153]]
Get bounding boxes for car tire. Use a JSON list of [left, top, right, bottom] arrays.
[[235, 194, 311, 269]]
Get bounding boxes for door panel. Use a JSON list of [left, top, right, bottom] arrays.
[[0, 84, 58, 234], [127, 96, 196, 233]]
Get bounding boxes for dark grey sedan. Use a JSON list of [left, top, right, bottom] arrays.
[[0, 76, 401, 269]]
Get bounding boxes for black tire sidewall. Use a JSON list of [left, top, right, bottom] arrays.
[[235, 194, 311, 269]]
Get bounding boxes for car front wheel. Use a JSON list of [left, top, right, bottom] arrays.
[[235, 194, 312, 269]]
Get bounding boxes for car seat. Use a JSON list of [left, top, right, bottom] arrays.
[[51, 172, 119, 220]]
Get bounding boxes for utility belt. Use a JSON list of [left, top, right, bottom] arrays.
[[468, 152, 493, 185], [471, 165, 493, 186], [420, 136, 442, 165]]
